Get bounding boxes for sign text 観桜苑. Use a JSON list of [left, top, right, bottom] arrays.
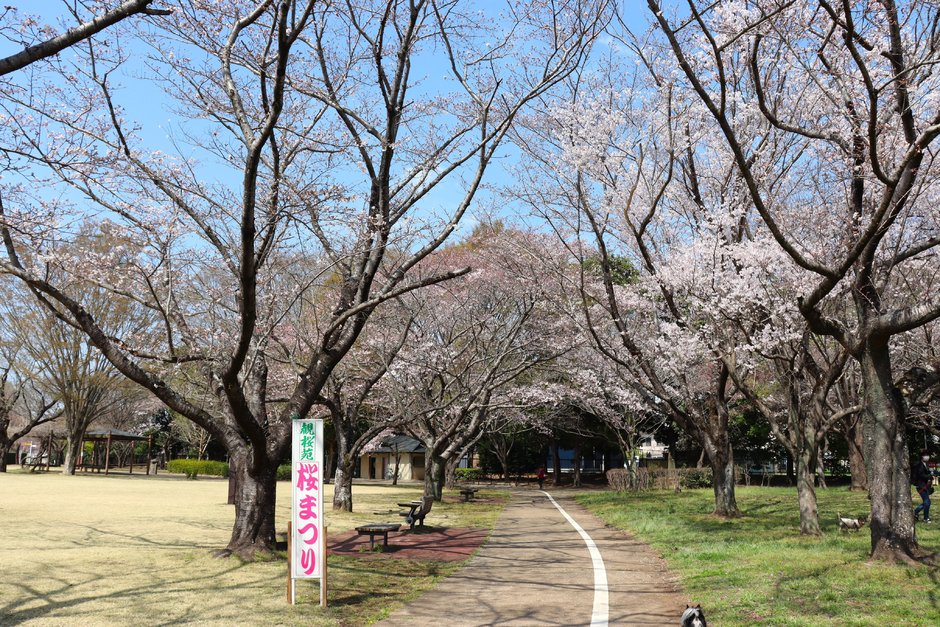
[[291, 419, 323, 579]]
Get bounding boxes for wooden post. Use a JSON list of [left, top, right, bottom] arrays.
[[287, 521, 293, 605], [146, 435, 153, 475], [129, 440, 134, 474], [104, 433, 112, 475], [320, 525, 328, 608]]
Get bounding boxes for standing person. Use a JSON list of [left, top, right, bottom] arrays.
[[912, 449, 934, 523], [536, 466, 546, 490]]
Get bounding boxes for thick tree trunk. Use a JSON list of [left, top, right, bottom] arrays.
[[708, 434, 738, 517], [62, 433, 83, 475], [623, 449, 638, 490], [333, 461, 354, 512], [425, 454, 446, 500], [332, 427, 354, 512], [844, 416, 868, 492], [795, 437, 821, 535], [0, 439, 10, 472], [859, 344, 922, 562], [222, 448, 278, 559]]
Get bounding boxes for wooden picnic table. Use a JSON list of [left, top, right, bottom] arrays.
[[355, 523, 401, 550]]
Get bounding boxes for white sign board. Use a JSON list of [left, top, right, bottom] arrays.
[[291, 418, 324, 579]]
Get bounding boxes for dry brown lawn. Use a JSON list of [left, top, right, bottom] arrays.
[[0, 469, 499, 626]]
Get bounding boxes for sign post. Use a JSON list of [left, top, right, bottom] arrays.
[[290, 418, 325, 605]]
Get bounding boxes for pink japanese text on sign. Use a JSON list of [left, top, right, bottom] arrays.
[[291, 418, 324, 579]]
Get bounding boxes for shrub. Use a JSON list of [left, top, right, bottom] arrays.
[[277, 464, 291, 481], [608, 467, 718, 491], [166, 459, 229, 479], [455, 467, 483, 482], [606, 468, 630, 491]]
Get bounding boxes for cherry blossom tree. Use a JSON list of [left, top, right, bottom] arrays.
[[0, 0, 608, 558], [649, 0, 940, 562], [513, 62, 751, 515], [318, 303, 414, 511], [381, 229, 571, 499]]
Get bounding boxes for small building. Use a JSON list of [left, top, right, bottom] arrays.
[[359, 435, 425, 481], [637, 434, 670, 469]]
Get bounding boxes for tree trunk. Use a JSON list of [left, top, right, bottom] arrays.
[[623, 449, 638, 490], [816, 440, 828, 489], [708, 434, 738, 517], [444, 457, 459, 489], [332, 427, 354, 512], [332, 460, 354, 512], [62, 433, 83, 475], [222, 448, 278, 559], [551, 439, 561, 486], [844, 416, 868, 492], [859, 343, 922, 562], [425, 454, 446, 500], [795, 434, 821, 535], [0, 439, 10, 472], [325, 444, 337, 484]]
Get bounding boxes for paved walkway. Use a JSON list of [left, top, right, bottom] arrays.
[[378, 490, 688, 626]]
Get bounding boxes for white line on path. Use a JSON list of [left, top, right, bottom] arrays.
[[541, 491, 609, 627]]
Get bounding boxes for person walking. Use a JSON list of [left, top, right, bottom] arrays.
[[536, 466, 546, 490], [912, 449, 933, 523]]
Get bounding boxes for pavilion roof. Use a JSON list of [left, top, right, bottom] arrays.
[[83, 429, 148, 441]]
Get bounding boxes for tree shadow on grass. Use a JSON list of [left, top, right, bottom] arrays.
[[0, 561, 253, 626]]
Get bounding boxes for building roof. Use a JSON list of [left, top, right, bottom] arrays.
[[369, 435, 425, 454], [83, 429, 149, 441]]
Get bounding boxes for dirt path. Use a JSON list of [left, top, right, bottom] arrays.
[[377, 490, 688, 626]]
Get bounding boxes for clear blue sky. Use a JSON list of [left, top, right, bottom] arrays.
[[1, 1, 655, 239]]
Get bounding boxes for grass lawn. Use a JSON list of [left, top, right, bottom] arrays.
[[0, 468, 506, 626], [577, 486, 940, 626]]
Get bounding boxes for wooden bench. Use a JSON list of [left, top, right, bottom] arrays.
[[398, 495, 434, 530], [459, 488, 479, 502], [355, 523, 401, 550]]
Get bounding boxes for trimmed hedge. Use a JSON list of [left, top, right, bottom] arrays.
[[166, 459, 229, 479], [607, 467, 719, 491], [455, 467, 483, 482]]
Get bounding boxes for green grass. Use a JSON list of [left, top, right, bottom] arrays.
[[0, 470, 506, 626], [577, 486, 940, 626]]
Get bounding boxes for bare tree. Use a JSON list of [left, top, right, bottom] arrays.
[[0, 356, 60, 472]]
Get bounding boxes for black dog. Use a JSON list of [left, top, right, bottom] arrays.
[[681, 604, 707, 627]]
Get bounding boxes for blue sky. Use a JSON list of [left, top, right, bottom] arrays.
[[1, 1, 655, 241]]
